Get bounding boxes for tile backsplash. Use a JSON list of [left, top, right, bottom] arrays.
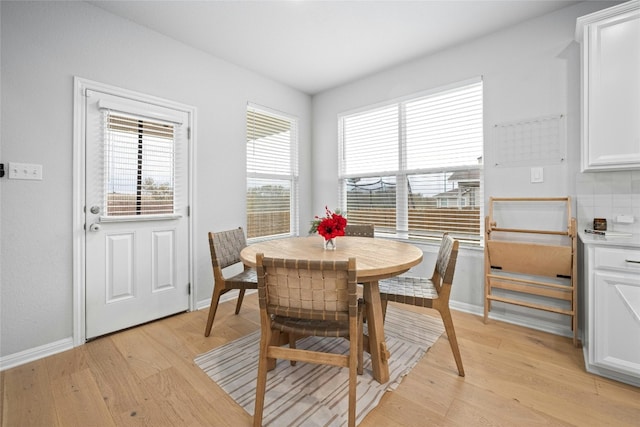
[[576, 170, 640, 234]]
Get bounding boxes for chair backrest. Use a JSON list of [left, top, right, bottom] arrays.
[[209, 227, 247, 271], [344, 224, 375, 238], [256, 254, 358, 321], [432, 233, 459, 295]]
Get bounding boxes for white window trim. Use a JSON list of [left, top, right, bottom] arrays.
[[246, 103, 299, 242]]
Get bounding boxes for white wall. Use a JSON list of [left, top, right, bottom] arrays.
[[311, 1, 621, 336], [0, 1, 311, 361]]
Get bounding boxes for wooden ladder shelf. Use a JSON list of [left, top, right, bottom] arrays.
[[483, 197, 579, 346]]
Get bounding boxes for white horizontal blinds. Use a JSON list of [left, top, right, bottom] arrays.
[[246, 106, 298, 239], [405, 81, 483, 241], [405, 82, 483, 170], [247, 108, 293, 175], [340, 105, 399, 232], [104, 111, 176, 216], [339, 78, 483, 243], [342, 105, 399, 176]]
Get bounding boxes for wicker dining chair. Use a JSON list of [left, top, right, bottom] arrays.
[[344, 224, 375, 237], [204, 227, 258, 337], [378, 233, 465, 376], [253, 254, 363, 427]]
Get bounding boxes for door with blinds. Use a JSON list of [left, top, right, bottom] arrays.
[[84, 89, 190, 339]]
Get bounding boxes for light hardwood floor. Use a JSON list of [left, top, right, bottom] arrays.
[[2, 294, 639, 426]]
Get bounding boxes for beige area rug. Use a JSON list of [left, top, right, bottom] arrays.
[[195, 306, 445, 426]]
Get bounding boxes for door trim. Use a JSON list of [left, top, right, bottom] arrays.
[[72, 77, 197, 345]]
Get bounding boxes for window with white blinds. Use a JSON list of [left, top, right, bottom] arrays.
[[339, 78, 483, 244], [103, 111, 177, 216], [246, 105, 298, 240]]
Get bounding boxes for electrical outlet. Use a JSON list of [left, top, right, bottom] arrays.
[[8, 162, 43, 180], [616, 215, 634, 224]]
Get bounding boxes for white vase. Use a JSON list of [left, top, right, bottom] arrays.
[[323, 237, 336, 250]]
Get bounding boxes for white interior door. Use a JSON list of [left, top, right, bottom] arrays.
[[84, 89, 190, 339]]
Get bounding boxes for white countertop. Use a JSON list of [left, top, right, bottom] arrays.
[[579, 230, 640, 249]]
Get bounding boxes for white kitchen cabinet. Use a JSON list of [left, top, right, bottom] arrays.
[[580, 234, 640, 387], [576, 1, 640, 171]]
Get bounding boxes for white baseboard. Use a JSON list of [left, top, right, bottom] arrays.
[[0, 337, 74, 372]]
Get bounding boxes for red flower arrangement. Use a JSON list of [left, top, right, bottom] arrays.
[[309, 206, 347, 240]]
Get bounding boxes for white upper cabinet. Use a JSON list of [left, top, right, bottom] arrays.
[[576, 1, 640, 171]]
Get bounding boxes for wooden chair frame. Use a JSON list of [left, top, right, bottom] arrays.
[[204, 227, 257, 337], [378, 233, 464, 377], [253, 254, 362, 427]]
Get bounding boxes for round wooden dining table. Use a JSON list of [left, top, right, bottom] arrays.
[[240, 235, 423, 383]]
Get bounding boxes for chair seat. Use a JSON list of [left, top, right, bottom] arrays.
[[225, 268, 258, 286], [272, 316, 352, 338], [378, 276, 439, 305], [271, 299, 363, 338]]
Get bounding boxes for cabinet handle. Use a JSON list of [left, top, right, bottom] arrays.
[[626, 259, 640, 264]]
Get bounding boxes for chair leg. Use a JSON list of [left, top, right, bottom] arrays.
[[348, 332, 357, 427], [235, 288, 246, 314], [267, 330, 282, 371], [253, 330, 271, 427], [357, 305, 364, 375], [438, 306, 465, 377], [289, 333, 297, 366], [380, 299, 388, 319], [204, 286, 224, 337]]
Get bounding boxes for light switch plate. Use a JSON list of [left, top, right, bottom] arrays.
[[8, 162, 43, 180], [530, 167, 543, 183]]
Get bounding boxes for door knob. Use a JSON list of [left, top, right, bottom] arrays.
[[89, 223, 101, 232]]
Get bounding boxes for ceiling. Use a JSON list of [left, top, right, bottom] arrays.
[[89, 0, 583, 95]]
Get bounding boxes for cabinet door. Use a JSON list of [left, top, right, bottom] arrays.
[[582, 6, 640, 171], [592, 271, 640, 376]]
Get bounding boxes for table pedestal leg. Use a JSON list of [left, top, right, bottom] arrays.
[[363, 280, 390, 383]]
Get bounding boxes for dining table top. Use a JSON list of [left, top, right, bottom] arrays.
[[240, 235, 423, 282]]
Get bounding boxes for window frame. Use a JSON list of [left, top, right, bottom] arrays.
[[101, 111, 178, 218], [246, 103, 299, 242], [338, 77, 484, 246]]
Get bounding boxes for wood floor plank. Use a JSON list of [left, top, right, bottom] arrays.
[[84, 336, 149, 416], [50, 368, 116, 426], [0, 371, 4, 426], [44, 345, 90, 383], [135, 320, 253, 423], [2, 294, 640, 426], [141, 366, 251, 426], [366, 391, 458, 427], [1, 359, 59, 426], [110, 327, 173, 381], [446, 395, 572, 427]]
